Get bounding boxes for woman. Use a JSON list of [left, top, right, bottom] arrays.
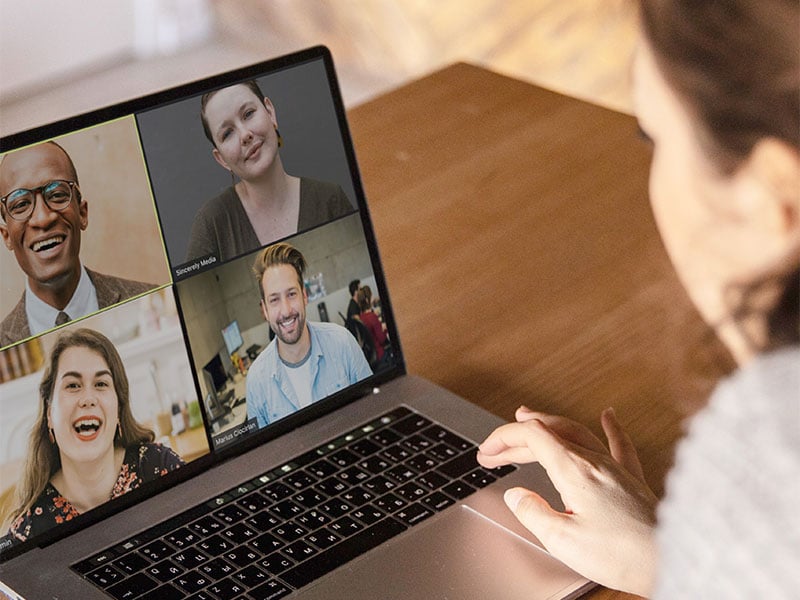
[[187, 80, 355, 262], [477, 2, 799, 598], [3, 329, 184, 544], [357, 285, 388, 364]]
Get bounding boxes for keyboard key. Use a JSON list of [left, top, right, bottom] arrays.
[[139, 539, 174, 562], [165, 527, 200, 549], [258, 551, 295, 575], [375, 493, 407, 513], [352, 506, 385, 526], [402, 434, 435, 453], [382, 444, 412, 462], [171, 547, 209, 568], [283, 539, 319, 561], [151, 583, 185, 600], [270, 498, 304, 519], [386, 464, 417, 484], [306, 527, 342, 549], [307, 458, 338, 479], [395, 502, 435, 526], [341, 486, 375, 507], [293, 489, 327, 508], [284, 470, 318, 490], [443, 480, 476, 500], [198, 557, 236, 580], [221, 521, 259, 544], [418, 471, 449, 490], [106, 572, 158, 600], [422, 491, 455, 512], [87, 564, 123, 588], [319, 499, 353, 519], [112, 552, 150, 575], [406, 454, 438, 473], [464, 468, 497, 488], [428, 443, 459, 461], [214, 503, 248, 525], [232, 564, 270, 587], [296, 509, 331, 529], [251, 532, 284, 554], [437, 452, 480, 479], [369, 428, 401, 447], [423, 425, 474, 451], [280, 518, 406, 589], [272, 522, 308, 543], [223, 545, 261, 568], [191, 515, 225, 537], [173, 570, 212, 593], [329, 516, 363, 537], [262, 482, 294, 502], [349, 438, 381, 457], [207, 576, 246, 599], [249, 578, 292, 600], [146, 558, 183, 582], [246, 511, 281, 532], [363, 475, 396, 494], [391, 414, 432, 435], [197, 534, 234, 556], [395, 481, 429, 502], [238, 491, 272, 513]]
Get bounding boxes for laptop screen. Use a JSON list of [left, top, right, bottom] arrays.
[[0, 46, 404, 559]]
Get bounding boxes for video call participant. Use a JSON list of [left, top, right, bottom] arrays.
[[0, 142, 156, 347], [1, 329, 184, 546], [246, 242, 372, 428], [357, 285, 388, 366], [346, 278, 361, 321], [186, 80, 354, 263]]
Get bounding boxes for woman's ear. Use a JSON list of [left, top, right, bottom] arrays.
[[212, 147, 231, 172], [262, 96, 278, 128]]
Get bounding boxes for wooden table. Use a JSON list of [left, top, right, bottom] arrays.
[[348, 63, 734, 599]]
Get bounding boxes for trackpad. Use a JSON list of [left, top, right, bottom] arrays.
[[297, 505, 589, 600]]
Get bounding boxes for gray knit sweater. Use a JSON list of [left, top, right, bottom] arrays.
[[654, 346, 800, 598]]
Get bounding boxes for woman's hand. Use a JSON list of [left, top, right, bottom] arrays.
[[477, 406, 658, 597]]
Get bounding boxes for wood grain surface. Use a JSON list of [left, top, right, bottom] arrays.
[[348, 62, 735, 599]]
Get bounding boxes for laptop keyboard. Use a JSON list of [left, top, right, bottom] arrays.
[[72, 406, 515, 599]]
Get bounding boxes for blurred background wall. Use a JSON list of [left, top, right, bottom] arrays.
[[0, 0, 637, 136]]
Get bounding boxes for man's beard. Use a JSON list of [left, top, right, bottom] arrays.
[[271, 311, 306, 345]]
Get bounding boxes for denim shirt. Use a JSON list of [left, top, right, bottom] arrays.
[[246, 321, 373, 428]]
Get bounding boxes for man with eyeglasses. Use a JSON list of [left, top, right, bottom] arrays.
[[0, 141, 155, 347]]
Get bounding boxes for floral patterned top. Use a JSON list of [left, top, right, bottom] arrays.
[[5, 443, 183, 545]]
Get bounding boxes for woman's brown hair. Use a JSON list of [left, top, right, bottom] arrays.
[[639, 0, 800, 350]]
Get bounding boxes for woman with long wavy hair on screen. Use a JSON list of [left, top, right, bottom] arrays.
[[1, 328, 184, 546]]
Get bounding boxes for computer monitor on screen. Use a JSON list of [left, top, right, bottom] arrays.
[[222, 320, 243, 355]]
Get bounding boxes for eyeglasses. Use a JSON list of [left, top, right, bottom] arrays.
[[0, 180, 80, 222]]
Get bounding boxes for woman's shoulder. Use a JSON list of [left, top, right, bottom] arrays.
[[195, 185, 241, 218], [6, 484, 79, 543], [122, 442, 185, 483], [655, 346, 800, 597], [130, 442, 186, 467], [298, 177, 355, 226]]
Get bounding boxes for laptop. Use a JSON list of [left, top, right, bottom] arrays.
[[0, 46, 593, 599]]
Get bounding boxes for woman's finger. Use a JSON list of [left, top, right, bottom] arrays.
[[601, 407, 646, 483], [516, 406, 608, 454]]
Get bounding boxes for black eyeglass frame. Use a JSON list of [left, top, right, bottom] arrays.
[[0, 180, 81, 223]]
